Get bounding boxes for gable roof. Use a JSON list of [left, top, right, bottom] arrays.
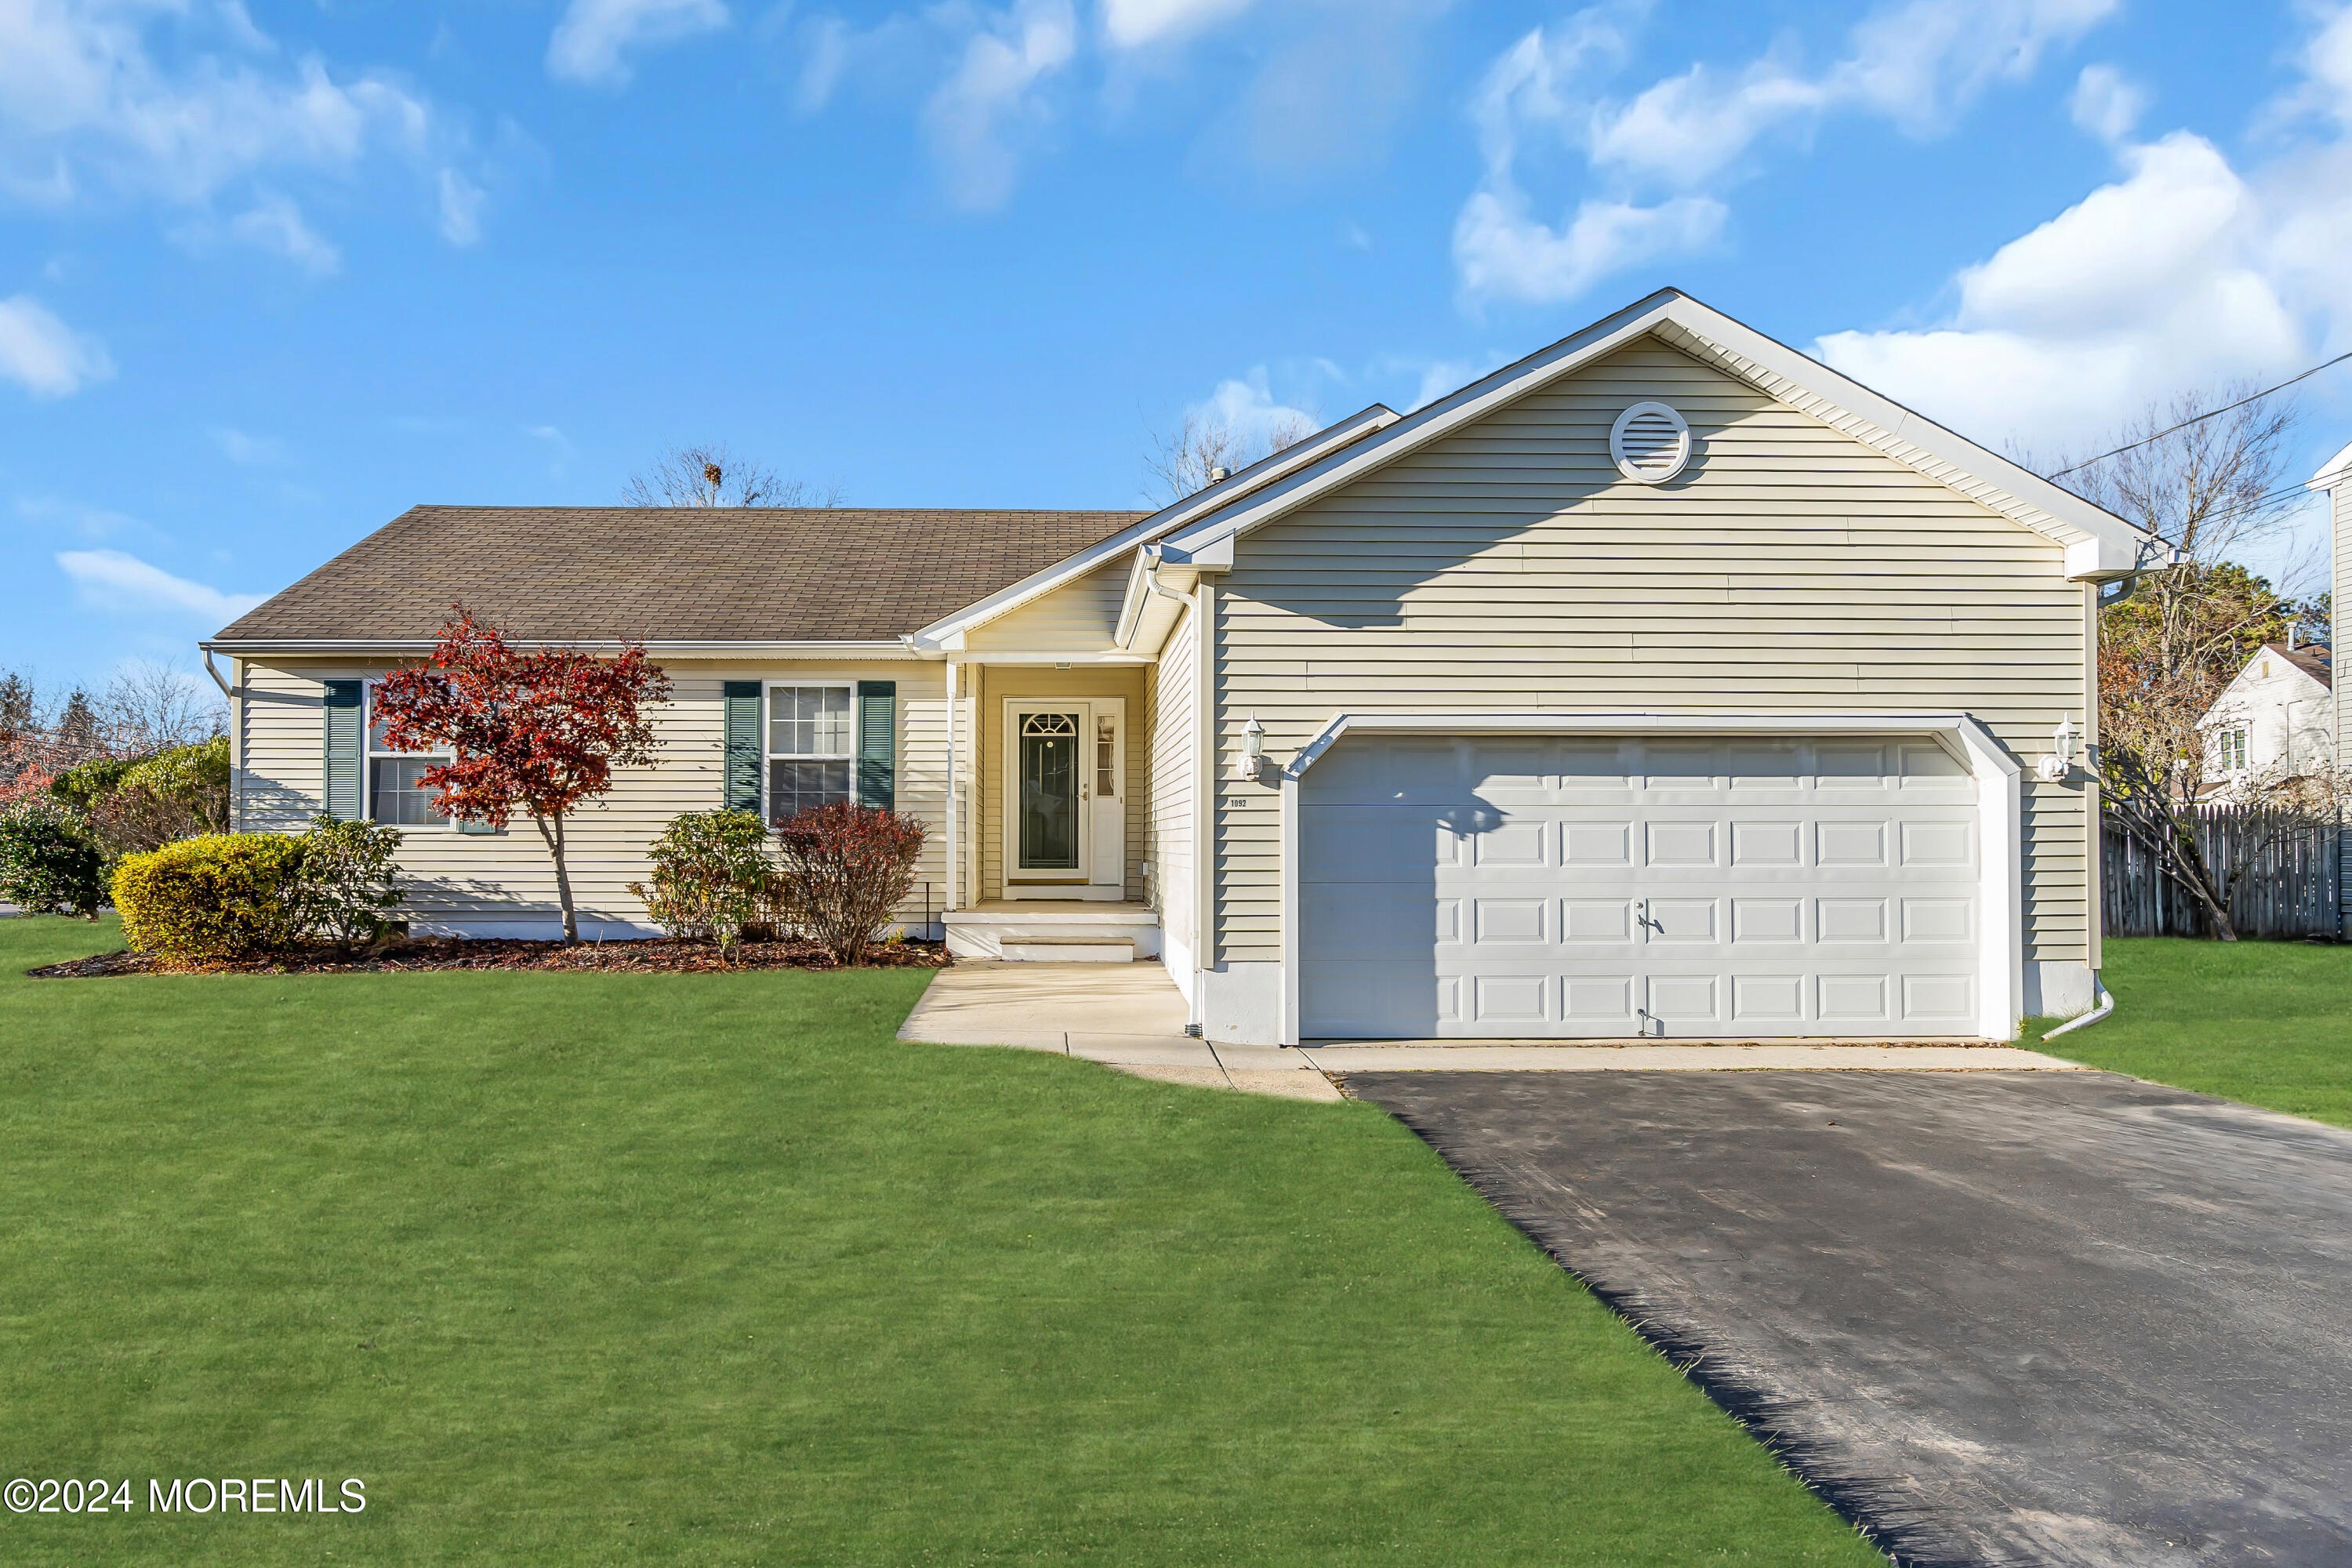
[[907, 402, 1400, 650], [2312, 438, 2352, 492], [2252, 641, 2332, 691], [1154, 289, 2162, 580], [209, 506, 1145, 648]]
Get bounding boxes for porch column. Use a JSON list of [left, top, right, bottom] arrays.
[[946, 659, 960, 913]]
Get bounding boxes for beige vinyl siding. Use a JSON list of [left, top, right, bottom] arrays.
[[1210, 337, 2092, 966], [235, 658, 949, 931], [972, 664, 1147, 902], [1144, 602, 1197, 956], [963, 559, 1128, 654]]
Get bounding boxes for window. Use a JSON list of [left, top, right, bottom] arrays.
[[768, 684, 853, 822], [365, 686, 452, 826], [2220, 728, 2249, 771]]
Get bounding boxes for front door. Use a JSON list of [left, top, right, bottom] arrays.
[[1005, 699, 1124, 900]]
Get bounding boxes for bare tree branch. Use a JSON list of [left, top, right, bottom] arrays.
[[623, 444, 843, 508], [1144, 408, 1318, 505]]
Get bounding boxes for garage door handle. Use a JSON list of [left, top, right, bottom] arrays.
[[1636, 898, 1663, 934]]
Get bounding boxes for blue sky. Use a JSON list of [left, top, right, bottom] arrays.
[[5, 0, 2352, 688]]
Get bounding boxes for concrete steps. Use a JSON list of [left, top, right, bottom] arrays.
[[944, 902, 1160, 962]]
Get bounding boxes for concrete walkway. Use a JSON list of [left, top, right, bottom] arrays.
[[898, 964, 2085, 1097], [896, 961, 1346, 1101]]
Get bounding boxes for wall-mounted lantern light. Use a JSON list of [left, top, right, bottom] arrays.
[[1239, 713, 1266, 780], [2038, 716, 2081, 782]]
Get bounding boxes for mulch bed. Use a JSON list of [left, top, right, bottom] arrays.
[[28, 935, 952, 979]]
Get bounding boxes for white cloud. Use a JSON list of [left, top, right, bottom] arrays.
[[1100, 0, 1255, 50], [0, 2, 492, 255], [547, 0, 730, 87], [437, 166, 486, 245], [0, 293, 114, 398], [1454, 190, 1724, 308], [207, 426, 284, 465], [1817, 33, 2352, 459], [1191, 367, 1317, 446], [227, 191, 339, 274], [2066, 61, 2145, 144], [1454, 0, 2117, 306], [56, 548, 263, 622], [923, 0, 1078, 210]]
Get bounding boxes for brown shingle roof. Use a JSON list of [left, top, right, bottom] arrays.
[[213, 506, 1149, 644], [2263, 640, 2332, 690]]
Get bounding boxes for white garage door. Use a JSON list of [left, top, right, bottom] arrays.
[[1298, 734, 1982, 1040]]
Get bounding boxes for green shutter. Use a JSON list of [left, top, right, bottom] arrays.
[[322, 680, 362, 821], [856, 681, 896, 811], [723, 681, 763, 814]]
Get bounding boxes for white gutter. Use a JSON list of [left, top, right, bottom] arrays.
[[202, 638, 930, 659]]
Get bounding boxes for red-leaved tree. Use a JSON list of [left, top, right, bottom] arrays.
[[374, 610, 670, 944]]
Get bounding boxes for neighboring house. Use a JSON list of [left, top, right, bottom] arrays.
[[2198, 640, 2333, 795], [205, 289, 2158, 1044]]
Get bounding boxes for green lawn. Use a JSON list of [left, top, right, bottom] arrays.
[[2027, 936, 2352, 1129], [0, 916, 1876, 1566]]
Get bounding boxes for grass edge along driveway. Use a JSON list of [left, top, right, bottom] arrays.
[[0, 916, 1880, 1566], [2027, 935, 2352, 1131]]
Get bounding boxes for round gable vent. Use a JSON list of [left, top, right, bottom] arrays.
[[1610, 401, 1691, 484]]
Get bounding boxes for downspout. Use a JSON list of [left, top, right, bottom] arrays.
[[201, 647, 236, 698], [1142, 545, 1189, 608], [2042, 980, 2115, 1041]]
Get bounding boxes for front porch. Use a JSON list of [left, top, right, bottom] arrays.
[[942, 659, 1160, 963]]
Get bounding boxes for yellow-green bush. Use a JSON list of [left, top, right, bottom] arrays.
[[112, 833, 306, 964]]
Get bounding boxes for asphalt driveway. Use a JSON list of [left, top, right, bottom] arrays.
[[1345, 1069, 2352, 1568]]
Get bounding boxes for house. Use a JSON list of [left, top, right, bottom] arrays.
[[2198, 639, 2333, 793], [205, 289, 2160, 1044]]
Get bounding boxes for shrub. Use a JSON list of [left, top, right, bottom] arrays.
[[628, 809, 776, 952], [52, 739, 229, 857], [113, 833, 306, 964], [293, 816, 405, 944], [48, 756, 139, 813], [0, 798, 108, 919], [122, 737, 232, 835], [772, 803, 927, 966]]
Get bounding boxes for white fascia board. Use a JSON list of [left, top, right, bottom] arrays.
[[203, 637, 930, 659], [907, 403, 1399, 652], [2310, 438, 2352, 492], [942, 651, 1152, 666], [1159, 288, 2155, 577]]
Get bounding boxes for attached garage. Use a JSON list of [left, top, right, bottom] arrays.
[[1288, 720, 2018, 1043]]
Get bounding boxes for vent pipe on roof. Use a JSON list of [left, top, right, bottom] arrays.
[[1208, 465, 1232, 484]]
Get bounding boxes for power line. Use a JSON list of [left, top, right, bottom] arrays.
[[2047, 350, 2352, 478]]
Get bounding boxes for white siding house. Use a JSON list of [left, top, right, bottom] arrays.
[[2198, 641, 2333, 797]]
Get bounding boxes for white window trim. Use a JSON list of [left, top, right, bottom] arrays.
[[760, 678, 858, 822], [1272, 711, 2023, 1047], [361, 679, 456, 830]]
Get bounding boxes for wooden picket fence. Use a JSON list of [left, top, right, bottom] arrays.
[[2102, 806, 2343, 939]]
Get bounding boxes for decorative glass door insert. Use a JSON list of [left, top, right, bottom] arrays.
[[1018, 711, 1080, 870]]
